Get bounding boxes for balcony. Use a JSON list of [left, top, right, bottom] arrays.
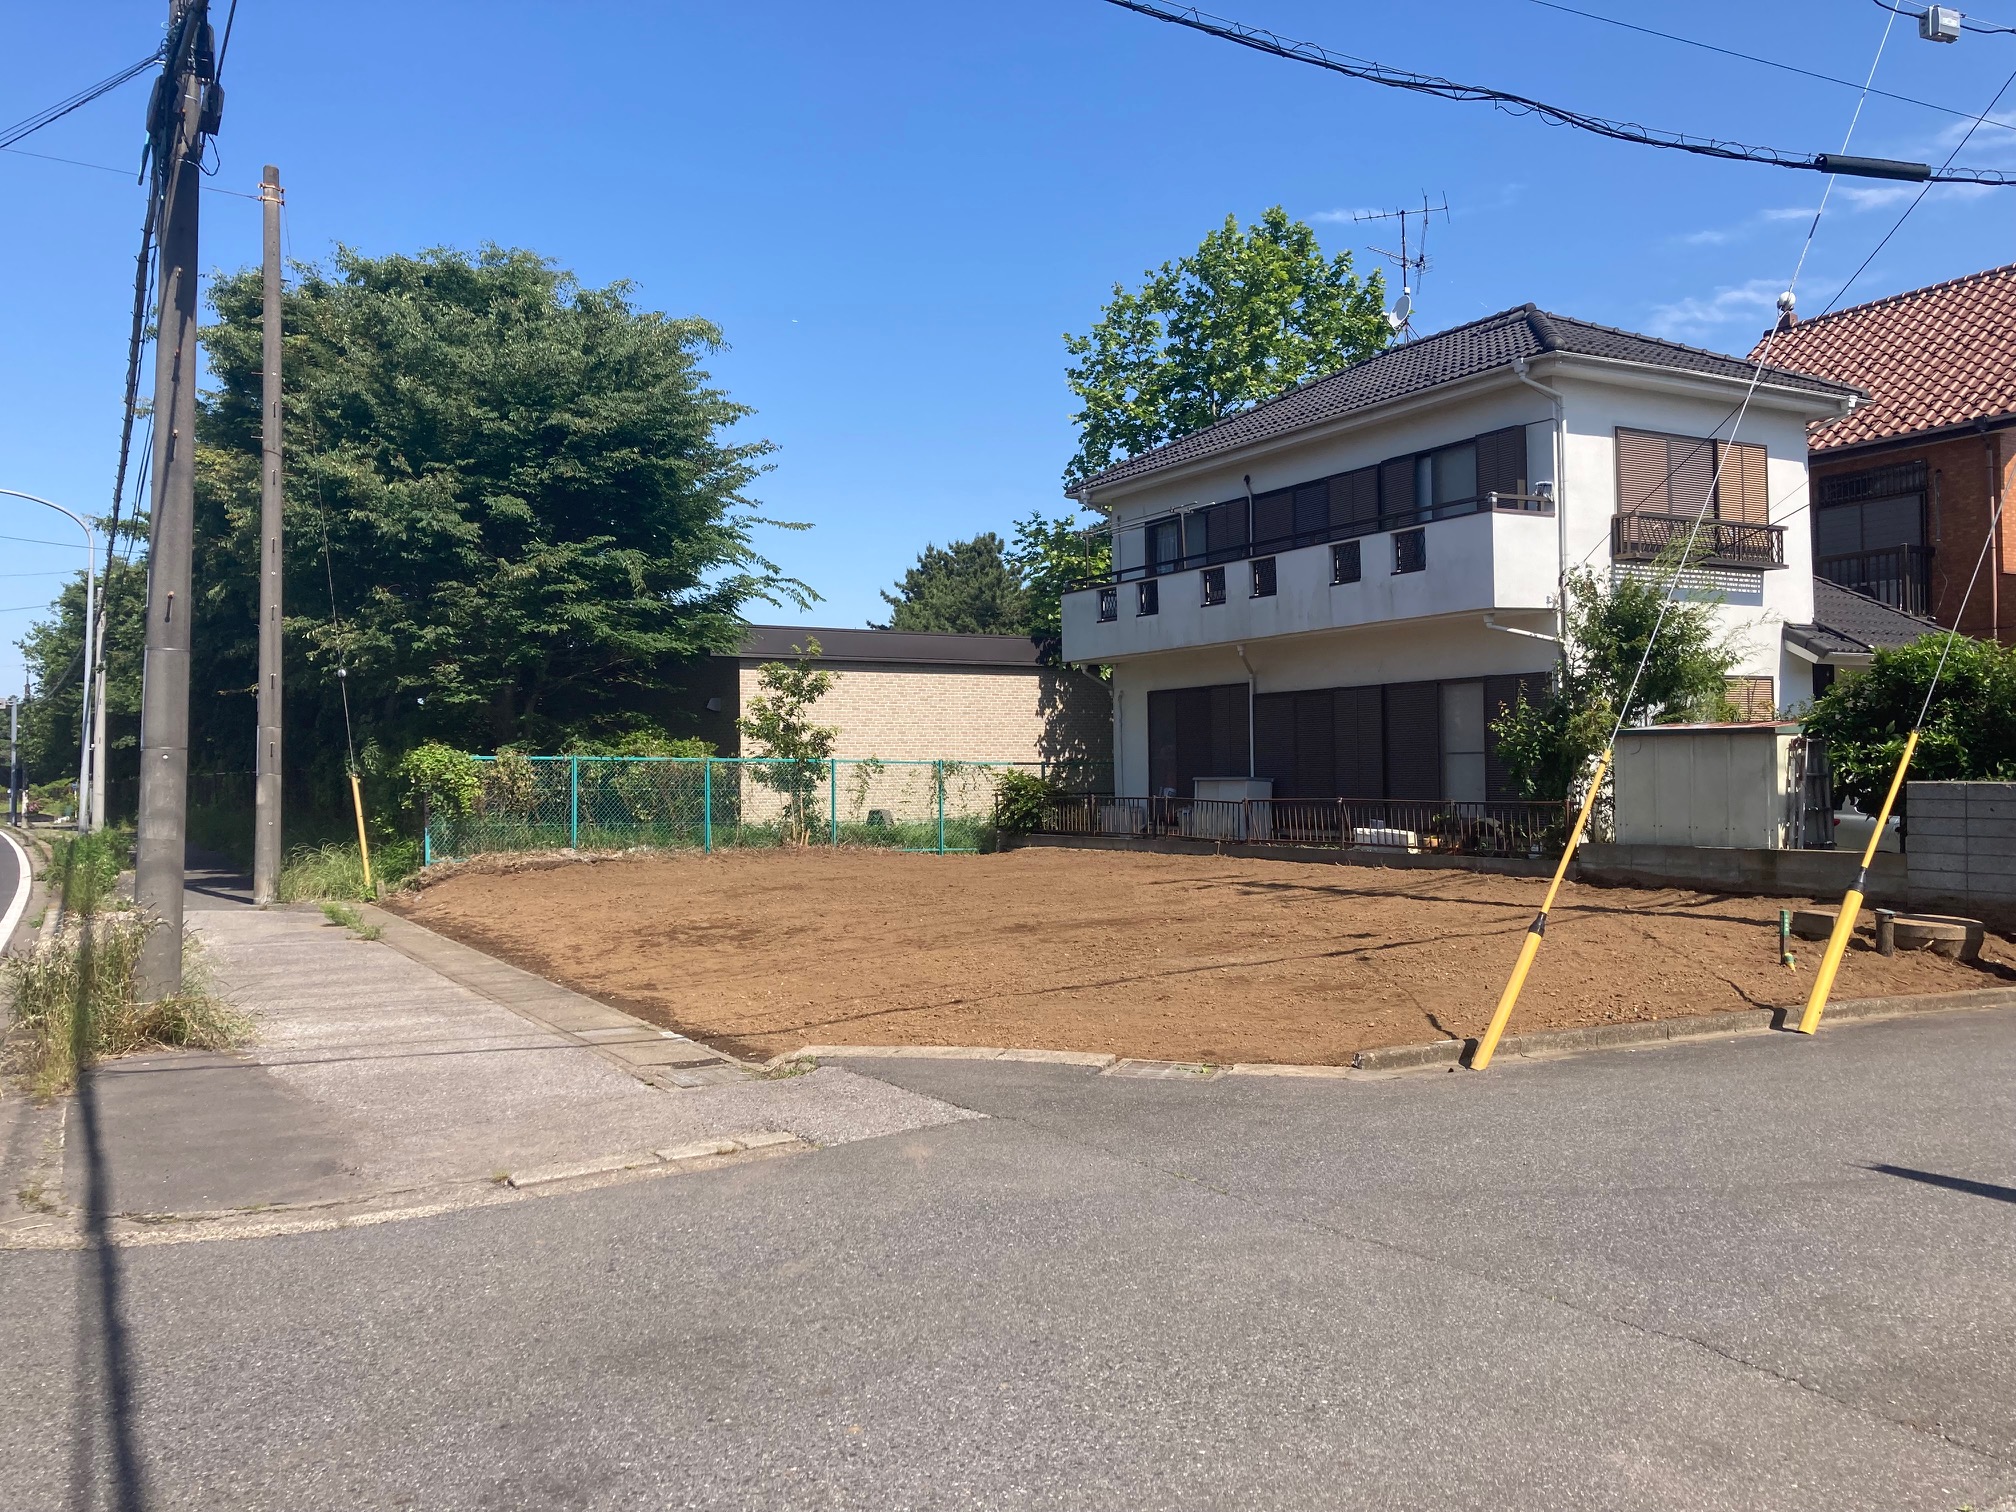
[[1817, 545, 1933, 617], [1061, 494, 1559, 664], [1610, 511, 1786, 570]]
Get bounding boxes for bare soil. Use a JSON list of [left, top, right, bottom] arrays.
[[389, 847, 2016, 1066]]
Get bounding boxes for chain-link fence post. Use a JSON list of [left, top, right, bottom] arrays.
[[703, 757, 713, 854], [936, 760, 945, 854], [569, 756, 580, 850], [830, 759, 838, 847]]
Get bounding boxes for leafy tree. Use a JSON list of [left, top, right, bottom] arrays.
[[13, 555, 147, 786], [1007, 509, 1110, 660], [1803, 633, 2016, 818], [1490, 561, 1740, 800], [736, 637, 838, 841], [1062, 207, 1389, 487], [190, 244, 806, 806], [877, 533, 1027, 634]]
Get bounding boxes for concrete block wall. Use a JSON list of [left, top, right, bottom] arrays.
[[1907, 781, 2016, 908], [733, 662, 1111, 767]]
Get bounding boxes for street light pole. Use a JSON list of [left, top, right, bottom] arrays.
[[0, 488, 98, 833]]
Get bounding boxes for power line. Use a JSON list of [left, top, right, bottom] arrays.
[[0, 49, 163, 152], [0, 532, 96, 550], [1818, 59, 2016, 314], [0, 143, 262, 197], [1872, 0, 2016, 35], [1530, 0, 2016, 132], [1097, 0, 2014, 185]]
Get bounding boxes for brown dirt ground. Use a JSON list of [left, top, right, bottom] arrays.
[[388, 848, 2016, 1067]]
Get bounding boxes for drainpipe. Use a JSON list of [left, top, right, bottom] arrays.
[[1982, 421, 2004, 642], [1512, 356, 1569, 649], [1234, 643, 1257, 778]]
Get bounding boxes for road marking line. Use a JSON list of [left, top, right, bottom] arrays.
[[0, 830, 31, 953]]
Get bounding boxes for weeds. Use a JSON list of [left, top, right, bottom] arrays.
[[43, 826, 134, 917], [2, 915, 250, 1099], [318, 901, 382, 940], [759, 1056, 817, 1080], [277, 839, 421, 902]]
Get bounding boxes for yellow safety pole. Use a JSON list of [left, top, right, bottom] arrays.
[[1472, 746, 1614, 1071], [349, 769, 376, 899], [1796, 728, 1917, 1036]]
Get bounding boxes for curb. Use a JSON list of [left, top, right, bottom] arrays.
[[773, 984, 2016, 1082], [506, 1130, 804, 1190]]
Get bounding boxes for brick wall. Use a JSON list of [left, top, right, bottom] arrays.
[[1906, 781, 2016, 908], [1811, 430, 2015, 641], [731, 660, 1111, 766]]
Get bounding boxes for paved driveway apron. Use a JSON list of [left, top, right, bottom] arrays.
[[2, 1006, 2013, 1510]]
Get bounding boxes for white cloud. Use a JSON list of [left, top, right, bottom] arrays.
[[1834, 184, 1916, 211], [1646, 279, 1782, 341], [1309, 208, 1380, 224]]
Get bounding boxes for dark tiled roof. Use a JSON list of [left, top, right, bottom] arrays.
[[727, 625, 1044, 668], [1079, 304, 1862, 494], [1787, 580, 1942, 659], [1747, 263, 2016, 453]]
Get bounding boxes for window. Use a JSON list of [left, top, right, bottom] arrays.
[[1616, 428, 1769, 521], [1096, 586, 1117, 623], [1251, 557, 1277, 597], [1425, 443, 1478, 513], [1814, 461, 1926, 558], [1145, 516, 1184, 574], [1252, 490, 1293, 549], [1393, 529, 1426, 574], [1331, 540, 1361, 584], [1440, 682, 1487, 803], [1725, 676, 1776, 720], [1136, 579, 1159, 616], [1201, 566, 1227, 606]]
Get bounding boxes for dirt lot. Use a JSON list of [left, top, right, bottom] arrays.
[[390, 847, 2016, 1066]]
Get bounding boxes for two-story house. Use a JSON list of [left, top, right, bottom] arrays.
[[1059, 303, 1863, 810]]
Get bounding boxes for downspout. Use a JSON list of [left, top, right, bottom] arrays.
[[1235, 643, 1257, 779], [1982, 421, 2004, 642], [1511, 356, 1569, 649]]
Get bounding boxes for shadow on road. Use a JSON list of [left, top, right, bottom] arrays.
[[1866, 1162, 2016, 1208]]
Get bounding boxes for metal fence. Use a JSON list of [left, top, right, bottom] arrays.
[[425, 755, 1111, 861], [1036, 794, 1569, 859]]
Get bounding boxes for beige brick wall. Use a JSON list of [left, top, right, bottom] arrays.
[[734, 660, 1110, 766]]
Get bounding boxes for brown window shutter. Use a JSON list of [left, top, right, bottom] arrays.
[[1252, 489, 1293, 548], [1334, 685, 1383, 798], [1383, 682, 1442, 800], [1616, 429, 1668, 514], [1717, 441, 1770, 523], [1724, 676, 1775, 720], [1379, 457, 1416, 521], [1292, 483, 1329, 541], [1475, 426, 1527, 501], [1667, 435, 1719, 518]]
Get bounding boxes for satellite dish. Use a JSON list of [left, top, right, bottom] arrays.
[[1392, 289, 1413, 325]]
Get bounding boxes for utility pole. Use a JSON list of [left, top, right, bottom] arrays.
[[253, 165, 284, 905], [135, 0, 219, 995], [6, 694, 17, 826]]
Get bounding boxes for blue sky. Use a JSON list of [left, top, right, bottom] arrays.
[[5, 0, 2014, 699]]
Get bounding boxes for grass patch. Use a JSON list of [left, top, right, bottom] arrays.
[[3, 915, 250, 1099], [42, 826, 134, 917], [278, 839, 421, 902], [318, 901, 382, 940]]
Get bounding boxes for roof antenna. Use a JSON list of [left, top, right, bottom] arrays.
[[1354, 192, 1450, 341]]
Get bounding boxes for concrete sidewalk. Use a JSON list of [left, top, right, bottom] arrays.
[[33, 879, 975, 1231]]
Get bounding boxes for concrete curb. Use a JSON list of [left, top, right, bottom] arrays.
[[772, 984, 2016, 1083], [506, 1130, 805, 1190]]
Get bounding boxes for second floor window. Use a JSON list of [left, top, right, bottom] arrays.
[[1201, 566, 1227, 606], [1252, 557, 1277, 597], [1616, 428, 1768, 522], [1146, 516, 1184, 574], [1137, 579, 1159, 616], [1393, 529, 1426, 574], [1096, 586, 1117, 622], [1332, 540, 1361, 584]]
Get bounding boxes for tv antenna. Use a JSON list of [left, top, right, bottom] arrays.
[[1352, 193, 1450, 339]]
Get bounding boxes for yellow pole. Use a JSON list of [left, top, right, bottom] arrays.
[[1472, 746, 1613, 1071], [349, 769, 376, 899], [1796, 728, 1917, 1036]]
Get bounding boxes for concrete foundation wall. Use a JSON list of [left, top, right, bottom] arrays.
[[1576, 842, 1908, 902], [1906, 781, 2016, 908]]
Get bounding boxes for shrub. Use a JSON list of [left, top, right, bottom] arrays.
[[43, 826, 134, 917], [994, 770, 1063, 835], [398, 742, 483, 817]]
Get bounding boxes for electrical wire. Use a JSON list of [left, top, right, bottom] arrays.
[[1531, 0, 2016, 131], [1097, 0, 2013, 184], [1872, 0, 2016, 34], [0, 144, 262, 197], [0, 49, 163, 152], [1818, 60, 2016, 316]]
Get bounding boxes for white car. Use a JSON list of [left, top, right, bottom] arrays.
[[1833, 800, 1902, 854]]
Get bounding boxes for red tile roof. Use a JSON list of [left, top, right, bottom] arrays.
[[1748, 263, 2016, 453]]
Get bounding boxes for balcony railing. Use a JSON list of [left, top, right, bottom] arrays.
[[1610, 511, 1786, 570], [1030, 794, 1568, 859], [1074, 490, 1554, 589], [1817, 545, 1933, 617]]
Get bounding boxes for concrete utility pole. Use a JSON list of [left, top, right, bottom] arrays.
[[136, 0, 218, 996], [253, 164, 284, 904], [5, 695, 17, 826]]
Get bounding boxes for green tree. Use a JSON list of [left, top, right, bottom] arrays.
[[1491, 561, 1740, 800], [736, 637, 838, 841], [1007, 509, 1110, 662], [1063, 207, 1389, 487], [877, 533, 1027, 634], [190, 245, 807, 804], [14, 554, 147, 786], [1803, 634, 2016, 818]]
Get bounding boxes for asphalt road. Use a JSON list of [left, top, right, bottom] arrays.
[[0, 826, 26, 951], [4, 1009, 2015, 1511]]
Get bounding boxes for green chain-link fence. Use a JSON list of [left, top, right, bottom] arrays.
[[424, 756, 1111, 862]]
